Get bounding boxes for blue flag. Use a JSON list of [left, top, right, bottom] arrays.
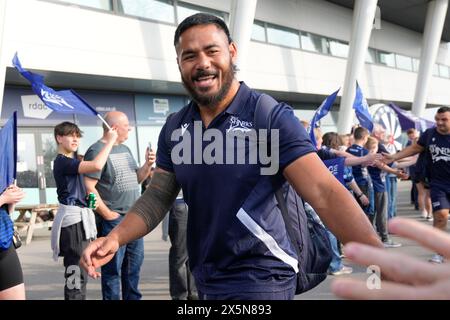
[[323, 157, 345, 185], [308, 88, 340, 148], [353, 82, 374, 133], [0, 112, 17, 194], [12, 53, 98, 116]]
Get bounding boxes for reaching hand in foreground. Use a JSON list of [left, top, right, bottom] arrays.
[[331, 217, 450, 299], [80, 236, 120, 279]]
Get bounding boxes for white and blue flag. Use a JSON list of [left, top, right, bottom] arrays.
[[308, 88, 340, 148], [353, 82, 374, 133], [12, 53, 98, 116]]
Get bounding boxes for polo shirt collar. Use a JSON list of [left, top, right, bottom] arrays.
[[187, 81, 250, 121]]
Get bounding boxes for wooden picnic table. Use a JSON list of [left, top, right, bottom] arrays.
[[14, 204, 59, 245]]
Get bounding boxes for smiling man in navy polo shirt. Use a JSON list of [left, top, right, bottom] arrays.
[[81, 13, 382, 300]]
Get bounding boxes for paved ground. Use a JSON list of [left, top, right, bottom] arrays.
[[16, 180, 446, 300]]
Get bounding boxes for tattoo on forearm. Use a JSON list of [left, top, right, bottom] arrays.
[[130, 170, 180, 233]]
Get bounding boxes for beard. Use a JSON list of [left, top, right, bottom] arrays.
[[181, 61, 236, 109]]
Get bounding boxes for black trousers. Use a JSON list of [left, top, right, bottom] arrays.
[[59, 222, 88, 300], [168, 201, 197, 300]]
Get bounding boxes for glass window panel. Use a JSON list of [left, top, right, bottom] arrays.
[[41, 133, 58, 204], [136, 126, 163, 166], [433, 64, 440, 76], [366, 48, 377, 63], [395, 54, 413, 71], [251, 21, 266, 42], [54, 0, 111, 10], [439, 64, 450, 78], [267, 24, 300, 48], [119, 0, 175, 23], [412, 58, 420, 72], [377, 51, 396, 67], [177, 2, 225, 24], [300, 32, 327, 54], [328, 39, 349, 58]]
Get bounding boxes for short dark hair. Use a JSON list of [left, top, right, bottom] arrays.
[[353, 126, 369, 140], [174, 13, 232, 47], [406, 128, 416, 135], [54, 121, 83, 143], [322, 132, 342, 149], [437, 106, 450, 114]]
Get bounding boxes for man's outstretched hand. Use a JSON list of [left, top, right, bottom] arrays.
[[80, 237, 120, 279]]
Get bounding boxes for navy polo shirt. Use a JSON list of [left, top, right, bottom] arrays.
[[156, 82, 316, 294], [346, 144, 369, 186], [418, 128, 450, 190]]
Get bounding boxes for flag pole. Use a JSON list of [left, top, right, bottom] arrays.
[[97, 114, 111, 130]]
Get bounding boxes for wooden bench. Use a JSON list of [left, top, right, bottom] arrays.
[[14, 204, 59, 245]]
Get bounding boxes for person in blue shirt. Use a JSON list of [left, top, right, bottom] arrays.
[[81, 13, 383, 300], [383, 106, 450, 264], [346, 127, 373, 219], [51, 121, 117, 299]]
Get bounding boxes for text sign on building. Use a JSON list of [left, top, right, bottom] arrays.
[[20, 95, 53, 119], [136, 95, 187, 125], [153, 98, 170, 116]]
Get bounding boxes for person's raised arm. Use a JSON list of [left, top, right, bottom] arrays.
[[78, 129, 118, 174], [80, 167, 180, 278], [395, 154, 418, 168], [136, 147, 156, 183], [344, 152, 382, 167], [331, 149, 356, 159], [383, 142, 424, 163], [284, 153, 382, 247]]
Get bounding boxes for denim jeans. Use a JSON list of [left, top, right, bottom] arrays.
[[100, 215, 144, 300], [374, 192, 388, 242], [169, 200, 197, 300], [385, 176, 398, 219], [161, 213, 169, 241], [326, 229, 343, 273], [368, 184, 375, 218]]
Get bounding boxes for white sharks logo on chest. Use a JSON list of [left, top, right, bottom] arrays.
[[429, 144, 450, 162], [226, 116, 253, 133]]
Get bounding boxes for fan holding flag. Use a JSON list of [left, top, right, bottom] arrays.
[[0, 111, 26, 300]]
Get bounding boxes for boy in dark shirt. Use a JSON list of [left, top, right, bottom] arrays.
[[51, 121, 117, 300]]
